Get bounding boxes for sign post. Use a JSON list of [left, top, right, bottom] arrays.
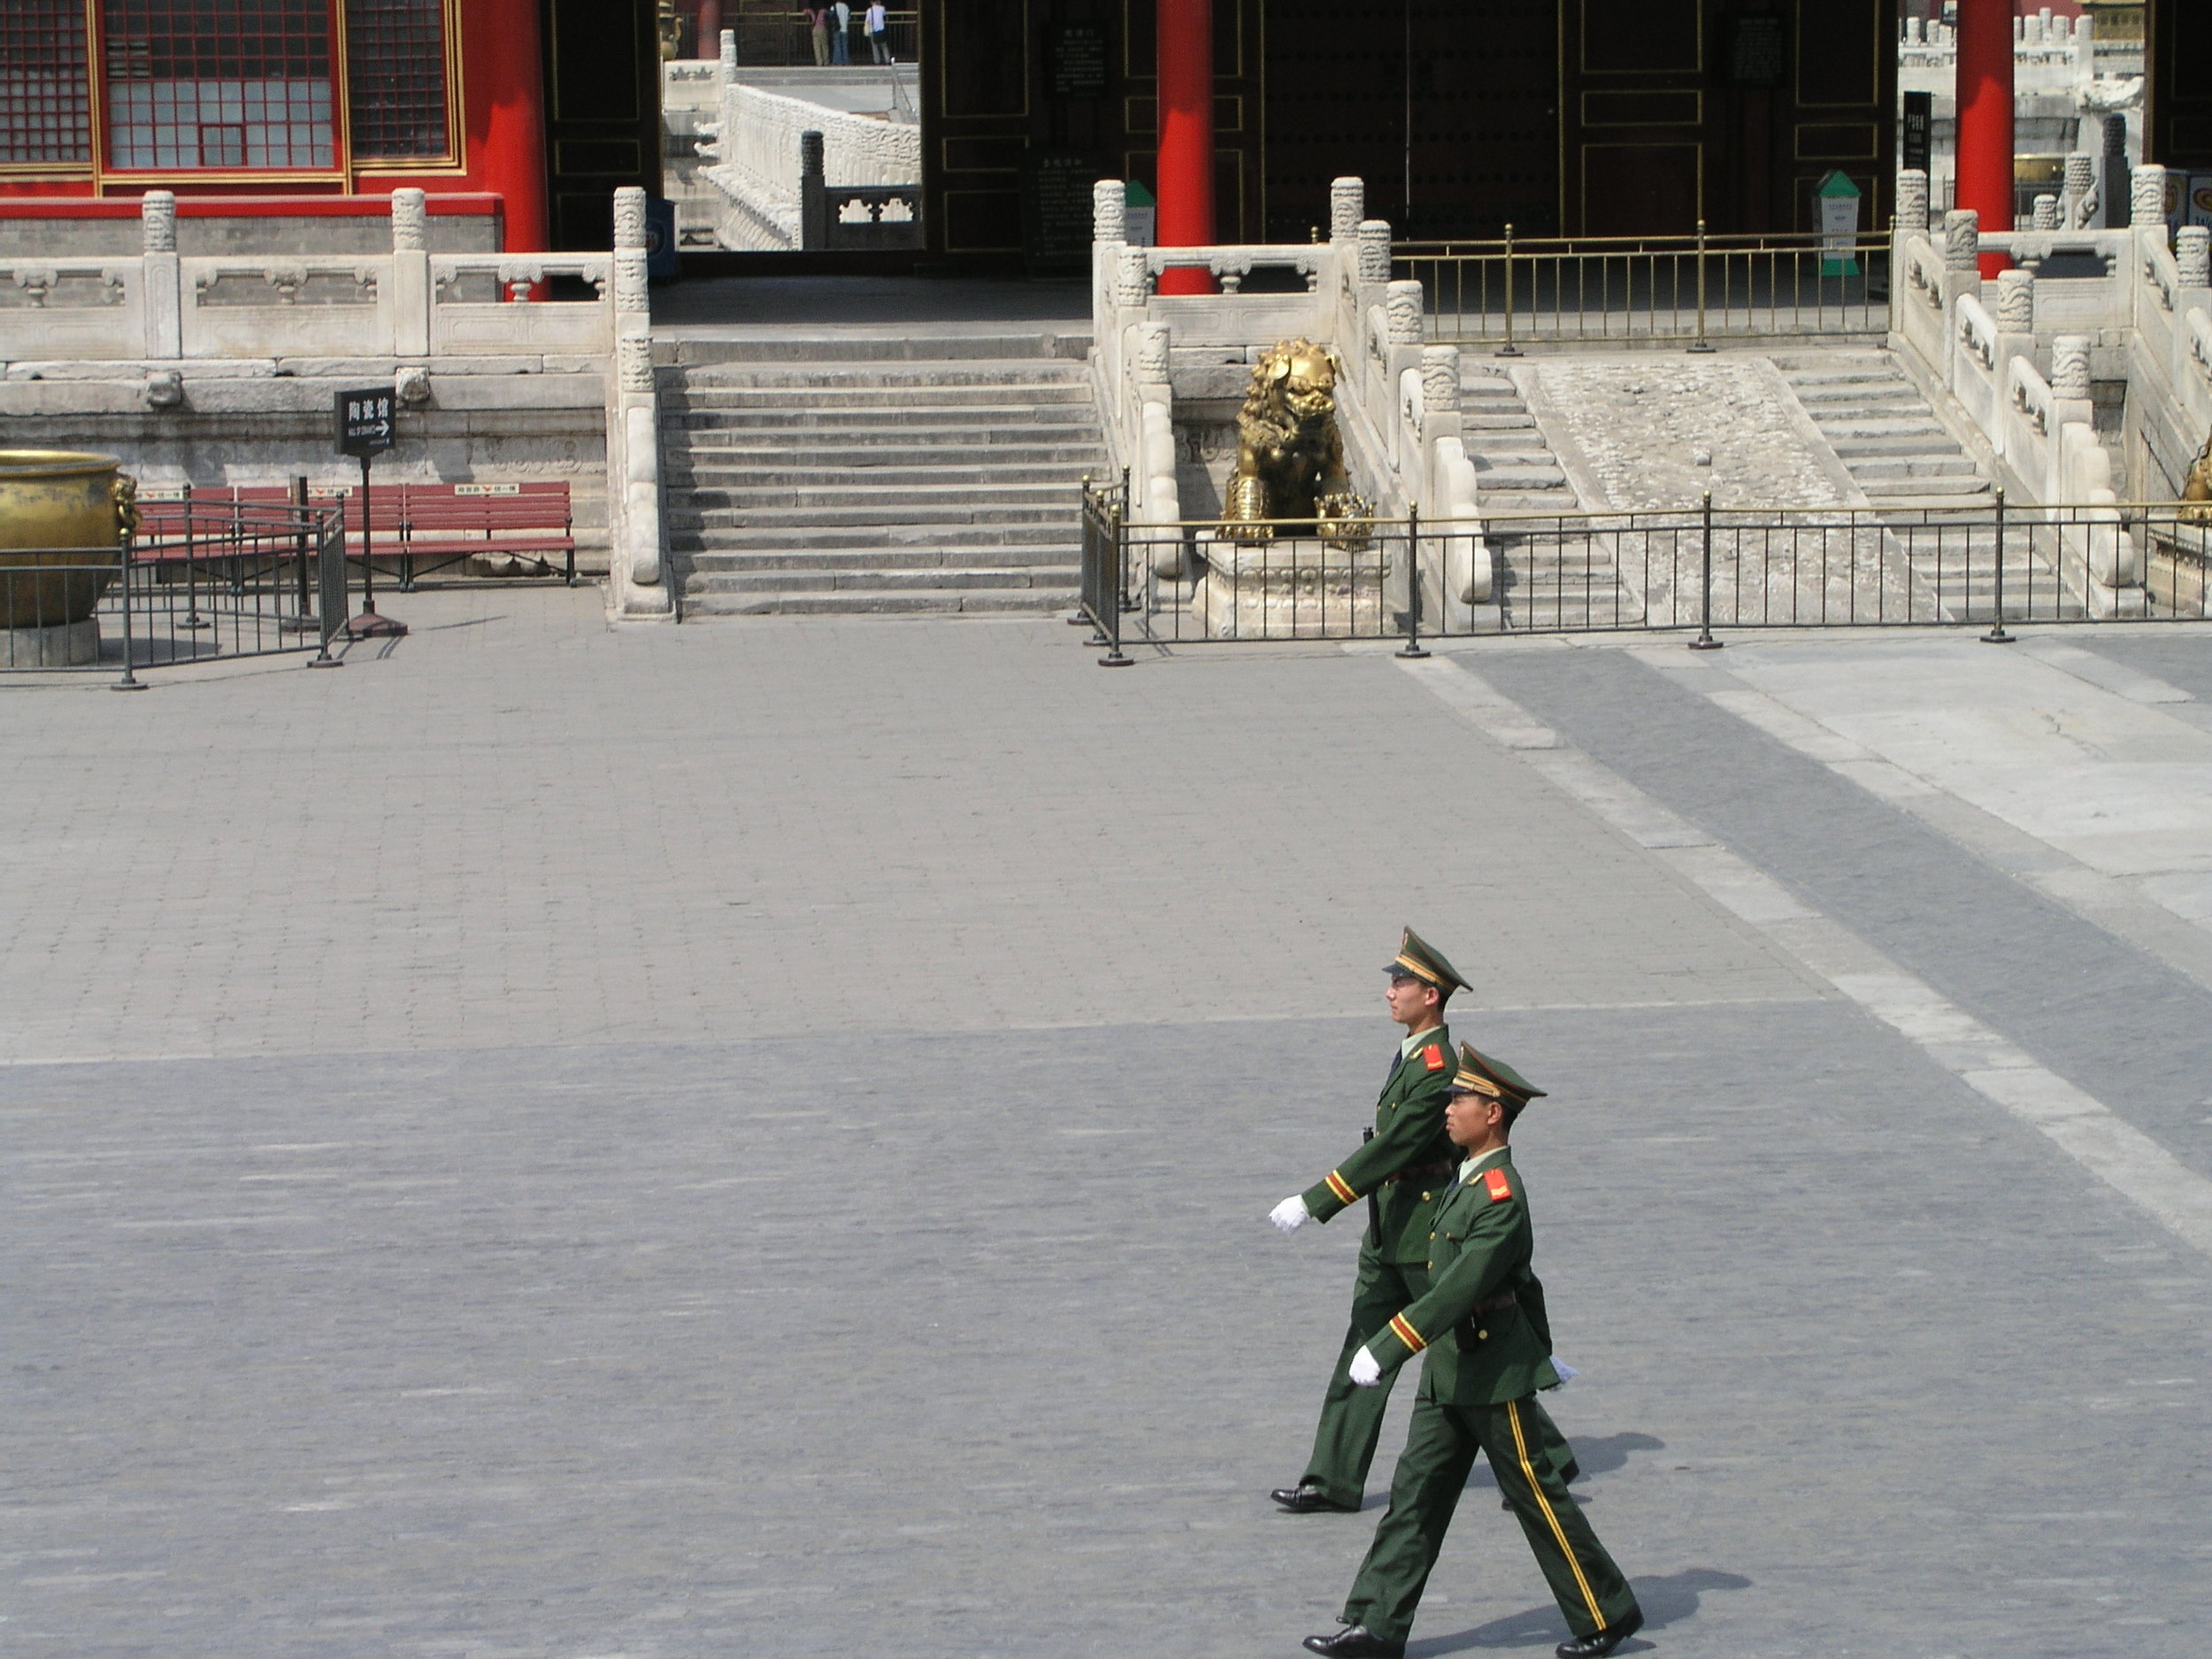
[[1814, 171, 1863, 278], [334, 387, 406, 640]]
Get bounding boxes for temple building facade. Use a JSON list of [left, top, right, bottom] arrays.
[[0, 0, 2202, 258]]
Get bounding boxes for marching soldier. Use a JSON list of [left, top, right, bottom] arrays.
[[1302, 1045, 1643, 1659], [1268, 930, 1577, 1513]]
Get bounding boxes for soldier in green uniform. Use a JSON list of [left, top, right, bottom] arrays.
[[1302, 1045, 1643, 1659], [1269, 929, 1580, 1514]]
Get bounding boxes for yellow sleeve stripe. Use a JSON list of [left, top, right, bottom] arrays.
[[1325, 1170, 1358, 1205], [1388, 1313, 1426, 1353]]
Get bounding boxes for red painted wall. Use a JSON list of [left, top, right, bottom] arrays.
[[0, 0, 550, 250]]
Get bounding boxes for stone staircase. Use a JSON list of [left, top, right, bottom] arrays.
[[1454, 357, 1610, 628], [1771, 349, 1995, 506], [1457, 362, 1578, 511], [658, 331, 1106, 615]]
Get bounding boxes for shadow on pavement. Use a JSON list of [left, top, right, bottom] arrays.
[[1462, 1430, 1668, 1489], [1408, 1568, 1752, 1654]]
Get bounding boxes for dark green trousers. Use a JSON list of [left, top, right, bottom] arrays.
[[1301, 1248, 1577, 1508], [1342, 1393, 1640, 1643]]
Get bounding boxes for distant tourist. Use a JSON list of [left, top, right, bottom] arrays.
[[802, 2, 830, 65], [831, 0, 852, 63], [865, 0, 891, 62]]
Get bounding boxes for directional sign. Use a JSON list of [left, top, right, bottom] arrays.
[[335, 387, 396, 457]]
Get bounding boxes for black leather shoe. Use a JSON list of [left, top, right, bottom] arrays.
[[1271, 1483, 1358, 1513], [1302, 1625, 1404, 1658], [1555, 1609, 1642, 1657]]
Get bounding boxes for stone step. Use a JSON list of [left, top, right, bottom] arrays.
[[671, 520, 1072, 550], [672, 441, 1107, 468], [686, 545, 1078, 573], [685, 481, 1083, 511], [1471, 465, 1570, 489], [1847, 455, 1985, 479], [671, 466, 1106, 492], [667, 367, 1092, 391], [682, 587, 1082, 616], [666, 384, 1093, 411], [675, 503, 1077, 534], [664, 407, 1097, 435], [1830, 433, 1972, 457], [686, 565, 1076, 595], [657, 332, 1091, 367], [1462, 413, 1543, 433]]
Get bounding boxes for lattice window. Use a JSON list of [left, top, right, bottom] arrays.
[[345, 0, 451, 160], [103, 0, 337, 171], [1, 0, 94, 165]]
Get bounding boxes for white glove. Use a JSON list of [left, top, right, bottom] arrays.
[[1549, 1358, 1579, 1388], [1348, 1347, 1383, 1387], [1268, 1195, 1310, 1234]]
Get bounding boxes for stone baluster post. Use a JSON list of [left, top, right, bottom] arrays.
[[2177, 227, 2210, 289], [2131, 165, 2169, 242], [610, 185, 666, 614], [1995, 267, 2035, 333], [720, 26, 738, 79], [799, 130, 827, 251], [1384, 280, 1424, 344], [2062, 151, 2098, 231], [1896, 169, 1930, 233], [1094, 179, 1126, 247], [141, 189, 182, 359], [390, 187, 432, 357], [1356, 219, 1392, 288], [1330, 178, 1364, 242], [1116, 245, 1150, 308], [2050, 333, 2093, 434], [2032, 194, 2059, 232], [1943, 209, 1980, 272]]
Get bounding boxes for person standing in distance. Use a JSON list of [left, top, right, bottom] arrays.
[[1265, 929, 1470, 1514], [1303, 1045, 1642, 1659]]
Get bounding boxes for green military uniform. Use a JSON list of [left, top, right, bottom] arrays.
[[1289, 931, 1577, 1509], [1337, 1048, 1640, 1650]]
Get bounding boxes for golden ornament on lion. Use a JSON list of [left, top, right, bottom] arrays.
[[1216, 339, 1372, 549]]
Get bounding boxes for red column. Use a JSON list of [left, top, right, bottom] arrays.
[[1955, 0, 2014, 276], [1155, 0, 1216, 295], [465, 0, 550, 252]]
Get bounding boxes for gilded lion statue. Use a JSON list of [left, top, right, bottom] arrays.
[[2184, 429, 2212, 526], [1217, 338, 1372, 548]]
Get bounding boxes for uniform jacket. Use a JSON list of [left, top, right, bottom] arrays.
[[1363, 1148, 1560, 1405], [1300, 1024, 1458, 1265]]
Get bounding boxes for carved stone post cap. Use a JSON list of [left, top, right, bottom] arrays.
[[141, 189, 178, 253], [1942, 208, 1980, 269], [612, 185, 650, 250], [2131, 165, 2170, 227], [390, 187, 429, 251], [1995, 266, 2036, 330], [1356, 219, 1393, 285], [1895, 169, 1930, 230], [1419, 343, 1460, 413], [2177, 226, 2211, 286], [2051, 334, 2093, 398], [1134, 320, 1171, 380], [1329, 178, 1365, 240], [2033, 194, 2060, 230], [1093, 179, 1126, 244]]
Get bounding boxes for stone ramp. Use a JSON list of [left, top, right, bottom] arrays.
[[657, 327, 1106, 616]]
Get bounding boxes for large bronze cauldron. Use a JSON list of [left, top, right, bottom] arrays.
[[0, 450, 137, 631]]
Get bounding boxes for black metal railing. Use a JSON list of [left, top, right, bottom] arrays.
[[2, 496, 347, 683], [1396, 226, 1891, 350], [1075, 493, 2212, 659]]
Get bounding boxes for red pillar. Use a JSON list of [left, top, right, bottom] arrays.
[[1955, 0, 2014, 276], [1155, 0, 1216, 295], [466, 0, 550, 252]]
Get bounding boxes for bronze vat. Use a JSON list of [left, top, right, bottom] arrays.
[[0, 450, 136, 631]]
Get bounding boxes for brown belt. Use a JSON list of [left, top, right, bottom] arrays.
[[1473, 1291, 1519, 1315], [1384, 1161, 1458, 1186]]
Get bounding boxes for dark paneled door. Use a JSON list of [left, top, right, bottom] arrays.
[[1264, 0, 1559, 242], [541, 0, 663, 249]]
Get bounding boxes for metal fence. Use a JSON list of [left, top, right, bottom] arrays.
[[2, 496, 348, 683], [1395, 227, 1891, 349], [1075, 492, 2212, 660]]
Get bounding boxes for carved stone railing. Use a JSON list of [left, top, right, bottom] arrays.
[[1091, 175, 1490, 627], [697, 73, 919, 250], [1888, 165, 2212, 616], [0, 189, 617, 366], [798, 134, 921, 251]]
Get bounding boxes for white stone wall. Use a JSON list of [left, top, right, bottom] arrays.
[[701, 83, 920, 251]]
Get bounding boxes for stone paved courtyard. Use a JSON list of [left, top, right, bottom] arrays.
[[5, 595, 2211, 1657]]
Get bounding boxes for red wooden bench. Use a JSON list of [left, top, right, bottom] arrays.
[[127, 481, 575, 589], [392, 482, 576, 589]]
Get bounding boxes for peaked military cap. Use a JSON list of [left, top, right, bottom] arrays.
[[1385, 926, 1471, 995], [1445, 1041, 1547, 1104]]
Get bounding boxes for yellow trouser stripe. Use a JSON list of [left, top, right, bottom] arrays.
[[1325, 1170, 1358, 1205], [1507, 1398, 1605, 1631]]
